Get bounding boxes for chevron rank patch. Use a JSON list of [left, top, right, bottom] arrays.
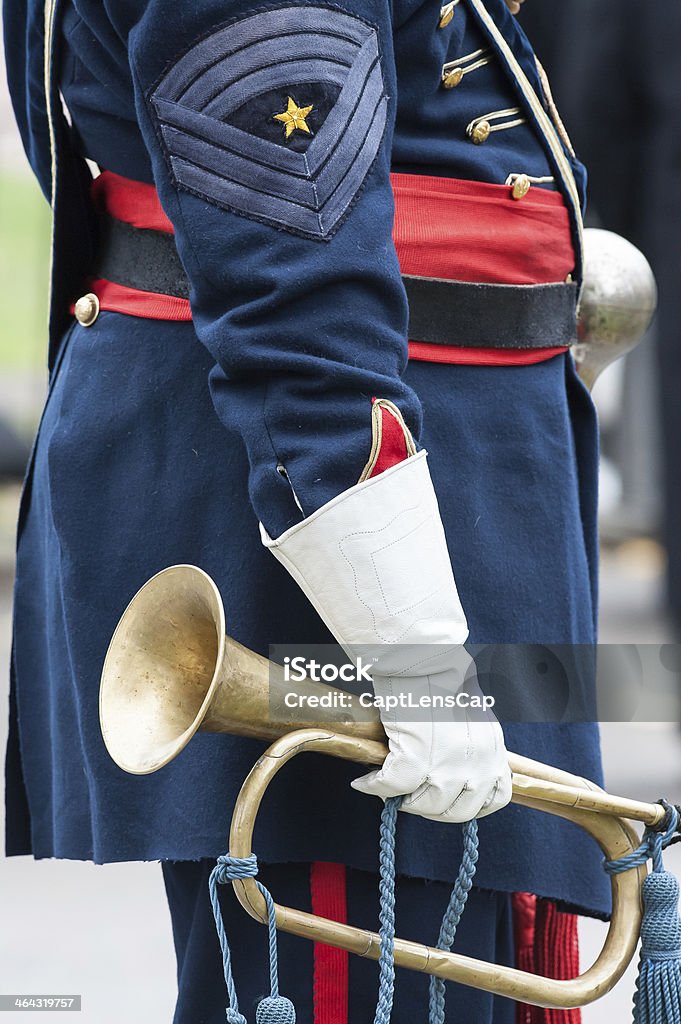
[[149, 5, 389, 240]]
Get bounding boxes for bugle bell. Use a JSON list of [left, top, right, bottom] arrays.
[[100, 563, 673, 1009]]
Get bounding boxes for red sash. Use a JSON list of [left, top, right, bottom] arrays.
[[85, 169, 575, 367]]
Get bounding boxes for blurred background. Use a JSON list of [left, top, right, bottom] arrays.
[[1, 2, 680, 1020]]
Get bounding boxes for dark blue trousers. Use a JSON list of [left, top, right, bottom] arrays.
[[162, 861, 517, 1024]]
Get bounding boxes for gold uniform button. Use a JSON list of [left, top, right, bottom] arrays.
[[511, 174, 531, 200], [442, 67, 464, 89], [74, 292, 100, 327], [470, 120, 491, 144], [439, 2, 457, 28]]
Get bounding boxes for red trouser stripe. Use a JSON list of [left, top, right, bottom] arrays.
[[310, 862, 349, 1024], [81, 171, 574, 366]]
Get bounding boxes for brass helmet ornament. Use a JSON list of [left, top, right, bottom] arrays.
[[574, 228, 657, 390]]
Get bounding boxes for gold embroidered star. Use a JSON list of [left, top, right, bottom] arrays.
[[273, 96, 314, 139]]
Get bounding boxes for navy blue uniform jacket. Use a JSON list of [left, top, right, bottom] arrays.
[[4, 0, 610, 918]]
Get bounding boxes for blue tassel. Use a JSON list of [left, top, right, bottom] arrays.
[[255, 995, 296, 1024], [210, 853, 297, 1024], [604, 802, 681, 1024], [633, 871, 681, 1024]]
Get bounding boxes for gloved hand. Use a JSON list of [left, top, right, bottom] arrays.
[[261, 447, 512, 823], [351, 660, 509, 822]]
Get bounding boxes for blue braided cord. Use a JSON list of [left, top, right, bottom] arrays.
[[253, 881, 297, 1024], [373, 797, 400, 1024], [256, 881, 281, 997], [428, 820, 479, 1024], [209, 853, 259, 1024], [604, 805, 679, 877]]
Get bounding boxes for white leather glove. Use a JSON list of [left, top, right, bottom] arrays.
[[354, 663, 509, 821], [261, 450, 512, 822]]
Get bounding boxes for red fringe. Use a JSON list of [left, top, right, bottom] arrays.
[[513, 893, 582, 1024]]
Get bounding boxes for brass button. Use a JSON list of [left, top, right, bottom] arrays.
[[511, 174, 531, 200], [439, 2, 457, 28], [470, 120, 491, 145], [74, 292, 100, 327], [442, 67, 464, 89]]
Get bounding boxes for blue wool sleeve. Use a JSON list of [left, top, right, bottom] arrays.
[[114, 0, 423, 537], [2, 0, 53, 199]]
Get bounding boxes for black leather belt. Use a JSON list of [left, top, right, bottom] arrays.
[[95, 213, 578, 349]]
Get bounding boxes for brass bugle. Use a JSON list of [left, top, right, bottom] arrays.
[[100, 564, 664, 1009]]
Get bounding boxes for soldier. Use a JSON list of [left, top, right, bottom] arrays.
[[4, 0, 608, 1021]]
